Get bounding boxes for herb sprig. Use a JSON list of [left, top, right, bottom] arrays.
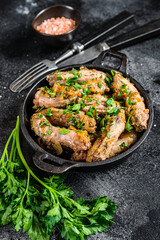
[[0, 117, 118, 240]]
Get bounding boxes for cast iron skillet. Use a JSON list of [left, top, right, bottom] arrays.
[[20, 50, 153, 174]]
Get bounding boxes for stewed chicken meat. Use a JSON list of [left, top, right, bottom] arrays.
[[30, 67, 149, 162]]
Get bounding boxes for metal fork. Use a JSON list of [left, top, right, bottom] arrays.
[[9, 51, 73, 93], [9, 11, 134, 93]]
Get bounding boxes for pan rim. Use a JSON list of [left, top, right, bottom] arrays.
[[19, 64, 154, 168]]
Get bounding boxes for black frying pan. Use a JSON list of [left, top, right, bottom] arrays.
[[19, 50, 153, 174]]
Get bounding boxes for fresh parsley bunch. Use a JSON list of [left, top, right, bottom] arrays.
[[0, 117, 118, 240]]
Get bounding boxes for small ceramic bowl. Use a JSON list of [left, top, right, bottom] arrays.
[[32, 4, 82, 47]]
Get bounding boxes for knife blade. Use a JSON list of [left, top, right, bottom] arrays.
[[58, 42, 110, 67], [58, 18, 160, 68], [56, 11, 134, 64]]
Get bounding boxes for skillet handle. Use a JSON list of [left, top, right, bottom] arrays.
[[93, 50, 128, 74], [33, 152, 77, 174]]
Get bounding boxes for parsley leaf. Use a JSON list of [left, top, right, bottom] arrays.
[[72, 103, 81, 111], [98, 81, 103, 89], [106, 107, 120, 116], [46, 109, 53, 117], [59, 129, 70, 135], [39, 121, 50, 127], [46, 129, 52, 136], [57, 75, 62, 80], [126, 97, 132, 105], [111, 70, 115, 76], [106, 98, 114, 106], [0, 117, 118, 240], [125, 116, 134, 132], [120, 142, 127, 147]]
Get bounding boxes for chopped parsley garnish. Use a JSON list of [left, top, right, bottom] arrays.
[[69, 116, 84, 129], [72, 103, 81, 111], [44, 86, 49, 90], [126, 96, 132, 105], [105, 76, 113, 88], [118, 91, 122, 97], [97, 99, 100, 105], [74, 82, 82, 90], [56, 69, 60, 72], [47, 89, 56, 97], [77, 121, 85, 129], [46, 109, 53, 117], [98, 81, 103, 89], [59, 129, 70, 135], [80, 81, 86, 85], [125, 116, 134, 132], [37, 105, 45, 112], [69, 116, 77, 127], [39, 121, 50, 127], [87, 96, 93, 102], [57, 75, 62, 80], [39, 114, 43, 118], [41, 133, 44, 137], [48, 92, 56, 97], [120, 142, 127, 147], [86, 107, 97, 118], [106, 107, 119, 116], [72, 68, 82, 78], [123, 89, 129, 94], [107, 132, 110, 138], [65, 69, 82, 88], [100, 118, 105, 128], [101, 127, 105, 132], [76, 130, 83, 132], [94, 132, 99, 137], [65, 77, 77, 87], [132, 101, 137, 105], [81, 87, 91, 97], [46, 129, 52, 136], [106, 98, 114, 106], [111, 70, 115, 76], [56, 82, 61, 86]]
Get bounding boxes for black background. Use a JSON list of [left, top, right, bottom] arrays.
[[0, 0, 160, 239]]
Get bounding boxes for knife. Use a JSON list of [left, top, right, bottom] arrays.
[[56, 11, 134, 63], [58, 18, 160, 67]]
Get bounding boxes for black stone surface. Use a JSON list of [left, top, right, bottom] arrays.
[[0, 0, 160, 239]]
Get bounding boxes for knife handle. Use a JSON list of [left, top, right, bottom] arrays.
[[80, 11, 134, 48], [108, 18, 160, 50], [93, 50, 128, 74]]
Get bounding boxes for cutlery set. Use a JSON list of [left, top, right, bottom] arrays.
[[9, 11, 160, 93]]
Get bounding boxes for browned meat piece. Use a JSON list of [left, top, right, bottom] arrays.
[[80, 94, 120, 115], [86, 109, 126, 162], [112, 71, 149, 132], [33, 77, 108, 109], [71, 151, 87, 161], [39, 107, 96, 133], [109, 131, 137, 158], [30, 113, 91, 153], [47, 66, 109, 92], [33, 85, 80, 108], [71, 131, 137, 162]]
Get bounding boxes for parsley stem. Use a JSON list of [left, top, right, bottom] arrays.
[[15, 117, 59, 203], [20, 172, 30, 207], [9, 131, 16, 162], [0, 128, 16, 167]]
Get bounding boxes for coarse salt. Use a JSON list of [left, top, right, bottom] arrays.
[[36, 16, 76, 35]]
